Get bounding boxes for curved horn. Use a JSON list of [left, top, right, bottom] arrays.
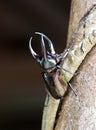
[[35, 32, 56, 54], [40, 33, 50, 69], [29, 37, 40, 61], [34, 32, 50, 68], [41, 34, 47, 62]]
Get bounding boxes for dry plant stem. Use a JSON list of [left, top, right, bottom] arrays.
[[55, 44, 96, 130], [42, 95, 60, 130], [55, 2, 96, 130], [67, 0, 96, 44], [42, 4, 96, 130], [61, 5, 96, 81]]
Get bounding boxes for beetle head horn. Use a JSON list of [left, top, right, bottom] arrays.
[[29, 37, 42, 64], [29, 32, 56, 69], [29, 34, 48, 68], [35, 32, 56, 55], [35, 32, 57, 69]]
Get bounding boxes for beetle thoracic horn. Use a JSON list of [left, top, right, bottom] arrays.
[[29, 37, 41, 62], [40, 33, 48, 65], [40, 33, 53, 69], [35, 32, 56, 55]]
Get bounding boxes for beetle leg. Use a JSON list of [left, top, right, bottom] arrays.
[[57, 65, 73, 75], [68, 82, 77, 96], [61, 47, 71, 62]]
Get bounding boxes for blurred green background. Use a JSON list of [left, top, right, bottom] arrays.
[[0, 0, 71, 129]]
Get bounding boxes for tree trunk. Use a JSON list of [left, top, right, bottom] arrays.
[[55, 1, 96, 130]]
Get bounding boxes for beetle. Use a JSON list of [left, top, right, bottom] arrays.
[[29, 32, 76, 99]]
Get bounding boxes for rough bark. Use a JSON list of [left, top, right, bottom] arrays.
[[67, 0, 96, 45], [55, 1, 96, 130]]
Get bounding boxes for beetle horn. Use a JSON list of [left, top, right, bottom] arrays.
[[40, 33, 50, 68], [35, 32, 56, 55], [29, 32, 56, 69], [34, 32, 50, 68], [29, 37, 41, 63]]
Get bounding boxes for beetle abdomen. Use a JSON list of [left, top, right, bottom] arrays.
[[42, 71, 67, 99]]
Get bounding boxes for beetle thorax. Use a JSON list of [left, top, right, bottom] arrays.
[[42, 53, 60, 71]]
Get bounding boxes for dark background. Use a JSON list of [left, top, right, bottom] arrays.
[[0, 0, 71, 129]]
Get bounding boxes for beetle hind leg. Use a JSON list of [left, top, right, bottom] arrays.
[[67, 82, 77, 96]]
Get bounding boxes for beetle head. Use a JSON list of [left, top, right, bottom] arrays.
[[29, 32, 59, 70]]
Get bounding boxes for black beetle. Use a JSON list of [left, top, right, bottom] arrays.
[[29, 32, 76, 99]]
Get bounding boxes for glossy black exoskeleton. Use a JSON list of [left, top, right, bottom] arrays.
[[29, 32, 76, 99]]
